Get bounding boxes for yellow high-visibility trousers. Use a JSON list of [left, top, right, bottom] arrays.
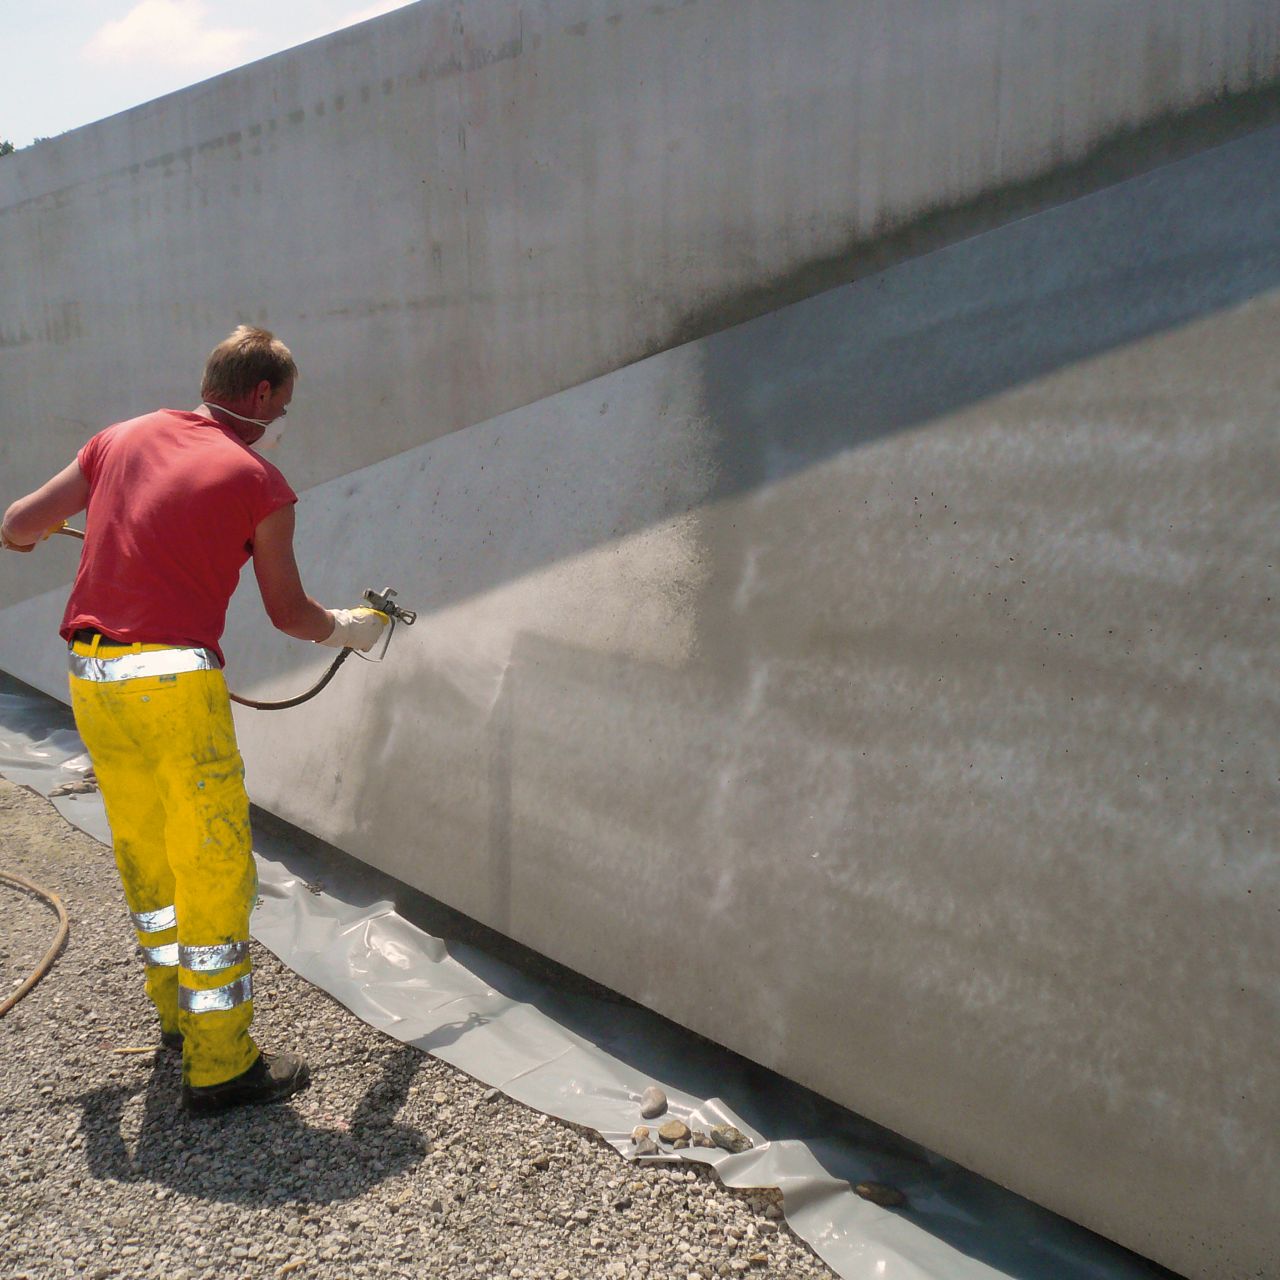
[[69, 638, 260, 1087]]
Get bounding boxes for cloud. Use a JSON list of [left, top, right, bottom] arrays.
[[82, 0, 259, 71], [302, 1, 416, 44], [343, 0, 416, 23]]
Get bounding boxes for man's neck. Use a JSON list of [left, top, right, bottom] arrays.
[[196, 401, 257, 444]]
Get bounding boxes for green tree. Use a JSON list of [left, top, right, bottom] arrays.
[[0, 141, 15, 157]]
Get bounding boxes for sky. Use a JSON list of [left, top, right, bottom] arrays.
[[2, 0, 417, 148]]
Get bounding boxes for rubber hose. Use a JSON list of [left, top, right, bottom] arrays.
[[0, 868, 70, 1017], [228, 646, 353, 710]]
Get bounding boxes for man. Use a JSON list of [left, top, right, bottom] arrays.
[[1, 325, 386, 1112]]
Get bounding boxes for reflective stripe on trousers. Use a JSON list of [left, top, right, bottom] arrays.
[[69, 647, 220, 682], [179, 973, 253, 1014], [133, 904, 177, 932], [139, 937, 251, 974], [181, 941, 249, 972], [133, 904, 180, 967]]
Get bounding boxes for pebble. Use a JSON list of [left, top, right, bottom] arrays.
[[658, 1119, 691, 1144], [47, 776, 100, 797], [855, 1181, 908, 1209], [640, 1085, 668, 1118], [710, 1125, 754, 1154]]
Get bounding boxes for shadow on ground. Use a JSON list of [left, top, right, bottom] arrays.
[[72, 1043, 428, 1205]]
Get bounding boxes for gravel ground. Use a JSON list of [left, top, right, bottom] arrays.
[[0, 778, 837, 1280]]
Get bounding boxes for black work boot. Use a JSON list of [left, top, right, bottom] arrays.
[[181, 1050, 310, 1114], [160, 1030, 184, 1053]]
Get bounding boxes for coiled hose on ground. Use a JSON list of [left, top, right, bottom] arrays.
[[0, 867, 70, 1017]]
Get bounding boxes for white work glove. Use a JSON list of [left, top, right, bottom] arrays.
[[318, 607, 389, 652]]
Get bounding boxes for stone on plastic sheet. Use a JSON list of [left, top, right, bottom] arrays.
[[658, 1119, 691, 1144], [710, 1124, 753, 1154], [855, 1180, 908, 1209], [48, 772, 98, 797], [640, 1085, 668, 1118]]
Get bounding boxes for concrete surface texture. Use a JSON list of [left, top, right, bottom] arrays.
[[2, 4, 1279, 1279], [4, 1, 1280, 567], [4, 120, 1278, 1278], [225, 129, 1280, 1280]]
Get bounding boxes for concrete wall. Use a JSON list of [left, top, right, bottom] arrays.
[[3, 5, 1280, 1278], [5, 1, 1280, 591]]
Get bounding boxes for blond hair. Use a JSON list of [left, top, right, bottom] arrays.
[[200, 325, 297, 401]]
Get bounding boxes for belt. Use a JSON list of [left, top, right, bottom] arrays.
[[69, 646, 220, 682]]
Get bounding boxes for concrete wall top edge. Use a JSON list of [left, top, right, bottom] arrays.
[[5, 0, 1280, 207], [6, 0, 1280, 597]]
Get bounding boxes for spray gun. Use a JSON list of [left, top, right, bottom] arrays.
[[360, 586, 418, 661], [363, 586, 417, 624]]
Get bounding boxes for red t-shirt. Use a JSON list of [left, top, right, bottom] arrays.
[[60, 409, 297, 665]]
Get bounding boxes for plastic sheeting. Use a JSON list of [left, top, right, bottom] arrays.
[[0, 678, 1176, 1280]]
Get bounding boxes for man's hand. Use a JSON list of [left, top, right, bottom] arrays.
[[1, 521, 63, 552], [317, 607, 390, 652], [1, 525, 35, 552]]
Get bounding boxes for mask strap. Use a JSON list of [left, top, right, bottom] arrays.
[[201, 402, 273, 428]]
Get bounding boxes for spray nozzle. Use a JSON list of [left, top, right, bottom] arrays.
[[362, 586, 417, 625]]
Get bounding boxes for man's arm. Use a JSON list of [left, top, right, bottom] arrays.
[[251, 505, 336, 641], [1, 461, 90, 551]]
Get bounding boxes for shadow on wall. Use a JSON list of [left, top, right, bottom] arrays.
[[4, 121, 1279, 660], [233, 119, 1280, 689], [697, 121, 1280, 505]]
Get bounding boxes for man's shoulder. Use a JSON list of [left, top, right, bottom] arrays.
[[248, 453, 297, 507], [199, 432, 295, 498], [93, 408, 192, 441], [90, 410, 295, 494], [81, 411, 164, 463], [250, 451, 291, 486]]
